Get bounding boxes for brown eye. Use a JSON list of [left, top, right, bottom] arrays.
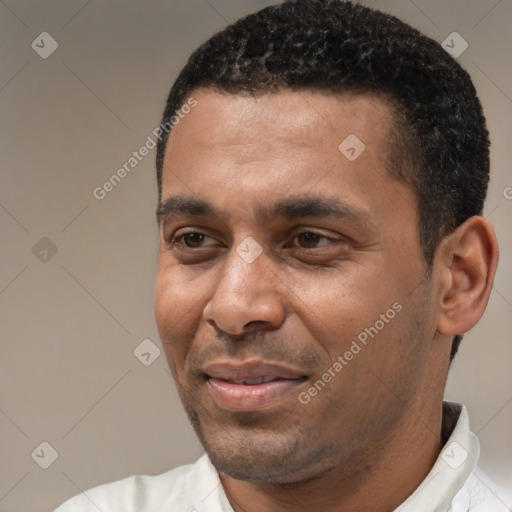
[[182, 233, 206, 247], [296, 232, 330, 248], [171, 232, 216, 248]]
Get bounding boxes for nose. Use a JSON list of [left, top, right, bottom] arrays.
[[203, 244, 286, 337]]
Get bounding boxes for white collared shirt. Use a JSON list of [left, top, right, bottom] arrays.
[[54, 402, 510, 512]]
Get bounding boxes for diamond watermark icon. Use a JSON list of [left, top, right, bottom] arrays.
[[236, 237, 263, 263], [441, 32, 468, 59], [31, 32, 59, 59], [134, 338, 161, 366], [338, 134, 366, 161], [441, 441, 468, 469], [32, 237, 58, 263], [31, 441, 59, 469]]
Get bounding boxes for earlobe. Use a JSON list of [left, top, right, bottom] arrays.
[[436, 216, 499, 336]]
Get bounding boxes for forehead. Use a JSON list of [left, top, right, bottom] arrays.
[[165, 89, 393, 164], [160, 89, 415, 230]]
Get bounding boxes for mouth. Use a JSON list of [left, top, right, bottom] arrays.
[[203, 361, 308, 412]]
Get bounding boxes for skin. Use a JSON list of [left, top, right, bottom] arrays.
[[155, 89, 498, 512]]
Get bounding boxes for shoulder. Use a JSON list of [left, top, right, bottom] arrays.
[[54, 455, 213, 512]]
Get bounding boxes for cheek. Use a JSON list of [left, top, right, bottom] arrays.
[[154, 264, 208, 359], [287, 267, 387, 338]]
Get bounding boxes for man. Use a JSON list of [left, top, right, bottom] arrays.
[[55, 0, 508, 510]]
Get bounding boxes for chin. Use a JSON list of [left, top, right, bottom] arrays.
[[180, 392, 340, 484], [209, 446, 336, 485], [198, 425, 333, 484]]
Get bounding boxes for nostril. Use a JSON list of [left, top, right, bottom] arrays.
[[243, 320, 267, 331]]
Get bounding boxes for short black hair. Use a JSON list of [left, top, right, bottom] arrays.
[[156, 0, 489, 360]]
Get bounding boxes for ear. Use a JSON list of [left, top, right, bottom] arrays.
[[435, 216, 499, 336]]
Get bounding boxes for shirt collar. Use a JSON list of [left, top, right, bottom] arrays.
[[393, 401, 479, 512]]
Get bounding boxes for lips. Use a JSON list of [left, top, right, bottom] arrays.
[[203, 361, 307, 412], [229, 376, 283, 385]]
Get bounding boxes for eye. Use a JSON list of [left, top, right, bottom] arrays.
[[170, 232, 217, 248], [291, 232, 333, 249]]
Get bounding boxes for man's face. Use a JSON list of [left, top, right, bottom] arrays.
[[155, 89, 438, 483]]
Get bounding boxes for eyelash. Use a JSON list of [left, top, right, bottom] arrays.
[[168, 231, 336, 250]]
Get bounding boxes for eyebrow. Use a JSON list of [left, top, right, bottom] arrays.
[[156, 194, 374, 226]]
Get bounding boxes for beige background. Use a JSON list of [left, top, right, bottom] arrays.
[[0, 1, 510, 510]]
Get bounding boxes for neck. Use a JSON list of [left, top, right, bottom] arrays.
[[221, 394, 444, 512]]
